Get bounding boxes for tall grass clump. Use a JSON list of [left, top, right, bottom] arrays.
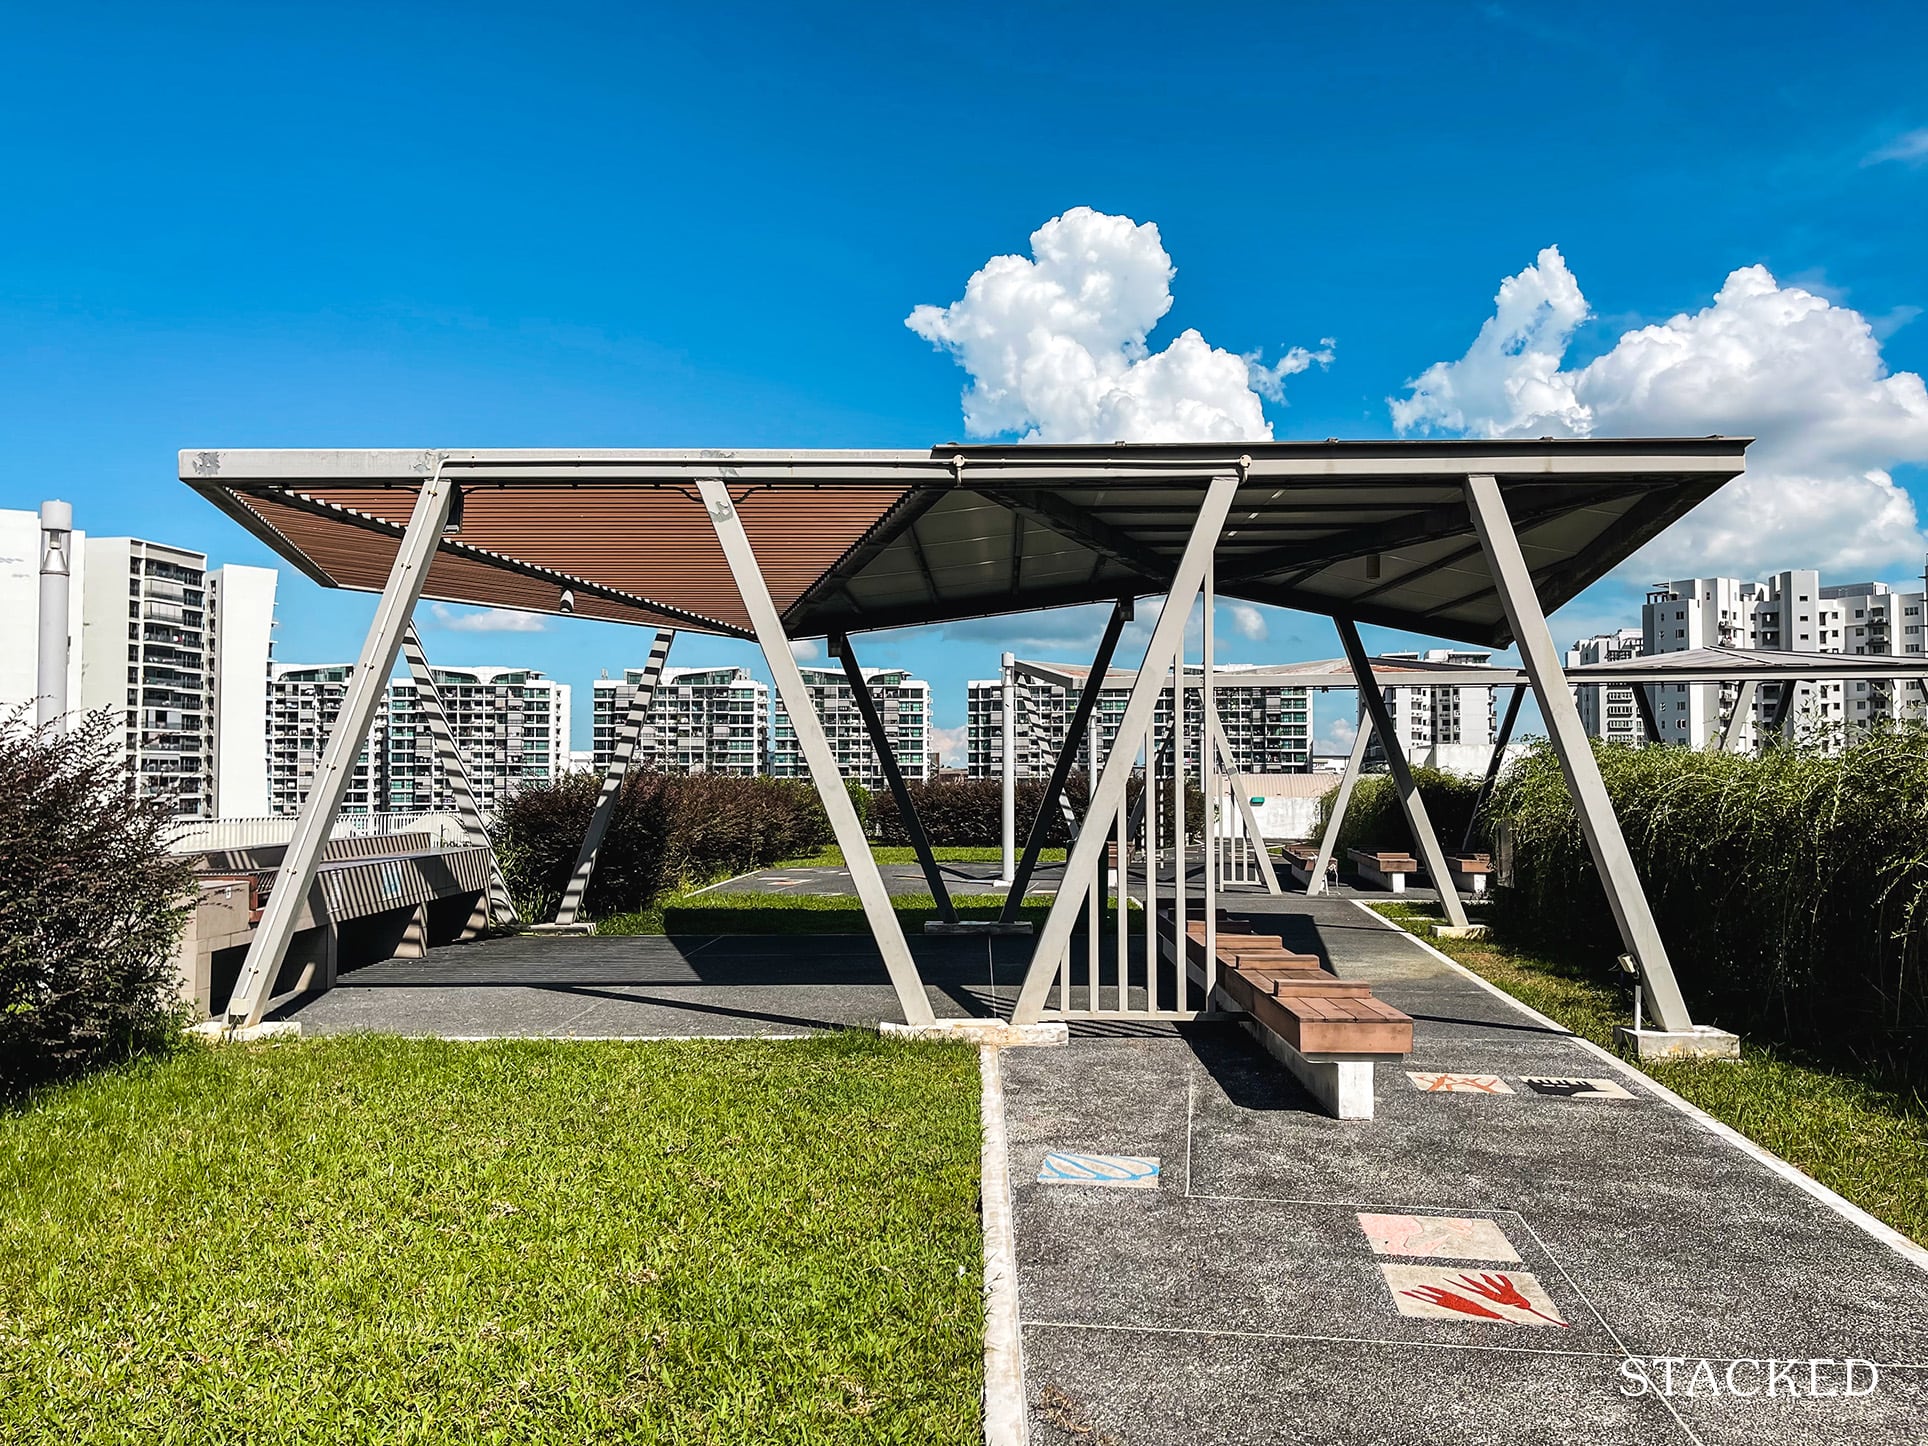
[[1314, 766, 1489, 858], [1485, 727, 1928, 1080], [491, 771, 831, 921]]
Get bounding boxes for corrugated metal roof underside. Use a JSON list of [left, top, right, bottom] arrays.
[[184, 441, 1747, 647]]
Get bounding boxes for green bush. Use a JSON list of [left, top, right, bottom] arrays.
[[1313, 766, 1489, 858], [870, 773, 1204, 848], [492, 771, 831, 921], [1485, 730, 1928, 1078], [0, 710, 194, 1097]]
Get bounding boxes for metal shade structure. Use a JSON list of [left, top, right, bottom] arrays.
[[183, 437, 1750, 1045], [184, 438, 1745, 648], [1564, 644, 1928, 687]]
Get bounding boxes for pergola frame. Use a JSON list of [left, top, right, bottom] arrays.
[[188, 440, 1754, 1035]]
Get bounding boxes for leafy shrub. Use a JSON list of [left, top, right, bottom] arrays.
[[1485, 730, 1928, 1078], [492, 771, 831, 921], [871, 773, 1205, 847], [1313, 766, 1489, 858], [0, 710, 195, 1097]]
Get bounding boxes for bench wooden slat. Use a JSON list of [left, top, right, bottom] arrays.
[[1254, 991, 1414, 1057]]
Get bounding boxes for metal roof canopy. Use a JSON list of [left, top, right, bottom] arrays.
[[181, 438, 1749, 649], [1565, 644, 1928, 686], [1015, 656, 1529, 691]]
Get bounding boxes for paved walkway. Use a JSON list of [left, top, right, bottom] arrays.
[[998, 893, 1928, 1445]]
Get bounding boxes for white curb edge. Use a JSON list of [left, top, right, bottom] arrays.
[[979, 1045, 1030, 1445], [1350, 899, 1928, 1275]]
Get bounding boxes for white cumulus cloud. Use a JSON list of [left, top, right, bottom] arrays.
[[788, 638, 822, 662], [428, 603, 548, 633], [1392, 248, 1928, 579], [1225, 602, 1268, 642], [909, 207, 1331, 443], [930, 725, 968, 767]]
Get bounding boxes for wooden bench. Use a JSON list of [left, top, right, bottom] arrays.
[[1444, 852, 1491, 896], [1161, 907, 1415, 1118], [1281, 845, 1336, 891], [1348, 848, 1419, 894]]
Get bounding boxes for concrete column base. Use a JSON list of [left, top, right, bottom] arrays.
[[880, 1019, 1067, 1048], [1615, 1024, 1741, 1060], [528, 921, 597, 936], [1435, 924, 1490, 940], [189, 1020, 302, 1043]]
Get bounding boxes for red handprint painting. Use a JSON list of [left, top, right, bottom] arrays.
[[1380, 1264, 1569, 1327]]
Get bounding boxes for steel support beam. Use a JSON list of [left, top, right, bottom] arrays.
[[400, 626, 520, 927], [226, 462, 455, 1026], [555, 628, 674, 926], [698, 478, 935, 1026], [1207, 709, 1282, 893], [1718, 679, 1759, 755], [1011, 473, 1241, 1026], [999, 600, 1130, 922], [1338, 618, 1470, 930], [1466, 472, 1694, 1032], [834, 633, 954, 923], [1634, 683, 1664, 744], [1460, 684, 1524, 854], [1306, 713, 1372, 895]]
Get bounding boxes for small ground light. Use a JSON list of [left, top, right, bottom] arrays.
[[1618, 953, 1643, 1032]]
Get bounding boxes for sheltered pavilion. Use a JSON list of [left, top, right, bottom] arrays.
[[181, 437, 1749, 1042]]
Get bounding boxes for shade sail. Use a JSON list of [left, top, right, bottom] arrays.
[[181, 437, 1748, 647]]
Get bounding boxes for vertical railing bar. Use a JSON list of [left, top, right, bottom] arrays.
[[1144, 734, 1158, 1013]]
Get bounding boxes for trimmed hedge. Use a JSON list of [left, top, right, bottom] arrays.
[[492, 771, 832, 921], [1485, 730, 1928, 1078], [0, 711, 194, 1096], [870, 774, 1206, 848], [1313, 766, 1489, 859]]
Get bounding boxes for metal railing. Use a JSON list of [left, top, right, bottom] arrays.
[[166, 811, 475, 853]]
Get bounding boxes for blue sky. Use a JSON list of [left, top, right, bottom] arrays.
[[5, 1, 1926, 757]]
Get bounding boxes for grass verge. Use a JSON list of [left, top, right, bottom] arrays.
[[599, 891, 1078, 935], [0, 1033, 983, 1445], [1373, 901, 1928, 1248], [771, 845, 1066, 868]]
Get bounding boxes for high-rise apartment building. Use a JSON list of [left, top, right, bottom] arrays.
[[1361, 649, 1497, 765], [1642, 570, 1928, 748], [1567, 628, 1647, 745], [770, 666, 930, 787], [267, 664, 388, 814], [3, 512, 278, 819], [384, 667, 570, 814], [965, 664, 1314, 778], [590, 665, 768, 776]]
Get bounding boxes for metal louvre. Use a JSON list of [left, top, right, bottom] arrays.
[[183, 438, 1748, 645]]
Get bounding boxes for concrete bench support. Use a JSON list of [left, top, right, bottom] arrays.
[[1349, 849, 1418, 894], [1445, 853, 1491, 896]]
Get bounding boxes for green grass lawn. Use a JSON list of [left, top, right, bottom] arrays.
[[771, 845, 1066, 868], [598, 892, 1076, 935], [0, 1034, 984, 1445], [1373, 901, 1928, 1248]]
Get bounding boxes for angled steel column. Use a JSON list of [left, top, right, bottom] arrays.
[[1338, 619, 1470, 930], [698, 478, 935, 1026], [1011, 472, 1241, 1025], [1634, 683, 1663, 744], [225, 462, 455, 1027], [400, 626, 520, 927], [1465, 472, 1694, 1032], [833, 633, 954, 923], [1207, 709, 1282, 893], [555, 628, 674, 926], [1306, 713, 1372, 895], [1460, 683, 1524, 854], [998, 651, 1017, 886], [999, 600, 1129, 922], [1719, 679, 1759, 755]]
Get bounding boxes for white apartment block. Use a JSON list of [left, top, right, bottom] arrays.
[[771, 666, 930, 787], [384, 667, 570, 815], [78, 539, 277, 819], [268, 665, 388, 815], [1362, 649, 1498, 765], [966, 664, 1314, 778], [1567, 628, 1646, 745], [590, 664, 768, 776], [1642, 570, 1928, 749]]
